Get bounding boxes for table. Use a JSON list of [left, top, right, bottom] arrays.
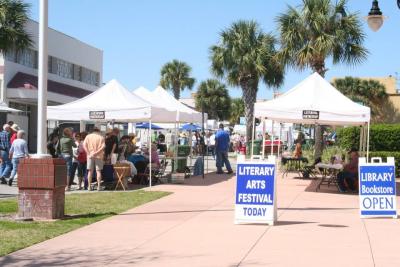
[[315, 163, 343, 191], [281, 157, 308, 178]]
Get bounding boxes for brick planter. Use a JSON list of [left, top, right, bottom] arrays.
[[18, 158, 67, 220]]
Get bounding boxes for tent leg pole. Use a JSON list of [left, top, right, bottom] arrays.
[[251, 116, 256, 158], [359, 125, 364, 157], [367, 122, 370, 161], [202, 107, 205, 179], [149, 120, 152, 189], [278, 123, 282, 159], [262, 117, 266, 160], [271, 120, 274, 157]]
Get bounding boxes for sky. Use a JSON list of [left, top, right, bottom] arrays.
[[24, 0, 400, 100]]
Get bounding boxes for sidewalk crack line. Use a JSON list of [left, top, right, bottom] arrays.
[[362, 219, 376, 267]]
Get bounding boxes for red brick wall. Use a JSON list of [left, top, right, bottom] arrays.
[[18, 158, 67, 220]]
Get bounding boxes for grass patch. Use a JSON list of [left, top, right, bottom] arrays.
[[0, 190, 170, 256]]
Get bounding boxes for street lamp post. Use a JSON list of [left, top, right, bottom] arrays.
[[366, 0, 385, 32], [37, 0, 49, 157], [17, 0, 67, 221], [366, 0, 400, 32]]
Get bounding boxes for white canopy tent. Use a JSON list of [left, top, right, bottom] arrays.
[[47, 79, 177, 122], [47, 79, 178, 188], [134, 86, 204, 123], [254, 73, 371, 158]]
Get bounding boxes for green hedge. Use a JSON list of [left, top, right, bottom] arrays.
[[369, 151, 400, 176], [336, 124, 400, 151]]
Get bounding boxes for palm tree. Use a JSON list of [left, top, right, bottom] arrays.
[[277, 0, 368, 158], [160, 59, 195, 100], [229, 98, 245, 125], [0, 0, 32, 53], [195, 79, 231, 121], [333, 77, 388, 122], [210, 20, 283, 139]]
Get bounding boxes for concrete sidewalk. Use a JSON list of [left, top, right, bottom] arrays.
[[1, 172, 399, 267]]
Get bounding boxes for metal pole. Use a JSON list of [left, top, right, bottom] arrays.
[[37, 0, 49, 156], [149, 120, 152, 189], [359, 125, 364, 156], [366, 122, 370, 160], [278, 123, 282, 159], [261, 117, 266, 159], [251, 116, 256, 158], [202, 105, 205, 179], [271, 120, 274, 157]]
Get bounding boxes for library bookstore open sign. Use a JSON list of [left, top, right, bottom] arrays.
[[359, 157, 397, 218], [235, 161, 277, 225]]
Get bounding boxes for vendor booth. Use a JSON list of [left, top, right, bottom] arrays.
[[47, 79, 182, 188], [254, 72, 371, 159]]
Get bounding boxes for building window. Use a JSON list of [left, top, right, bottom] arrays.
[[5, 48, 37, 69], [81, 67, 99, 86], [7, 49, 100, 86], [17, 49, 37, 68], [8, 101, 30, 116]]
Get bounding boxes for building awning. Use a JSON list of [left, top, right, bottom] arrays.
[[7, 72, 93, 98]]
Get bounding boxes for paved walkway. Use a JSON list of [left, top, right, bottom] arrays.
[[1, 172, 400, 267]]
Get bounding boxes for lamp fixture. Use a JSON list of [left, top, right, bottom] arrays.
[[366, 0, 385, 32]]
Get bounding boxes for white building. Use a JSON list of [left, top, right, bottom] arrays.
[[0, 19, 103, 152]]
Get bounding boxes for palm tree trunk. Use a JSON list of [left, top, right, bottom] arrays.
[[173, 86, 180, 100], [313, 61, 326, 159], [241, 81, 257, 141]]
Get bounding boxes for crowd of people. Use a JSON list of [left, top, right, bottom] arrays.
[[0, 121, 29, 186]]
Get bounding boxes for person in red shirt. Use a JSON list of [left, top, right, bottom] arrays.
[[10, 124, 20, 144]]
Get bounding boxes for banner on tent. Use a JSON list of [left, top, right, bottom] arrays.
[[359, 157, 397, 218], [89, 111, 105, 120], [302, 110, 319, 119], [234, 160, 277, 225]]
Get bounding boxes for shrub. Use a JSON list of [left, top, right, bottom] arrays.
[[369, 151, 400, 176], [336, 124, 400, 152]]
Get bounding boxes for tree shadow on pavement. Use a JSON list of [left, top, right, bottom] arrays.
[[120, 208, 233, 216], [61, 212, 117, 220]]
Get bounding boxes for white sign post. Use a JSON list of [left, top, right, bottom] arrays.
[[359, 157, 397, 219], [234, 157, 277, 225]]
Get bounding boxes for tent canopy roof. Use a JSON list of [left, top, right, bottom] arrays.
[[134, 85, 204, 123], [47, 79, 175, 122], [254, 73, 370, 125]]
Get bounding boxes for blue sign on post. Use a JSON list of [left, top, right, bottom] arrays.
[[235, 161, 277, 225], [359, 157, 397, 218]]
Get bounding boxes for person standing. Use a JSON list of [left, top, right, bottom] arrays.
[[215, 124, 233, 174], [208, 131, 216, 159], [105, 128, 119, 164], [0, 124, 12, 184], [8, 130, 29, 186], [83, 128, 105, 191], [59, 128, 77, 190], [47, 127, 60, 158], [10, 124, 20, 144]]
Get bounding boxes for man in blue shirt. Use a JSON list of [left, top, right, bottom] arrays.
[[215, 124, 233, 174], [0, 124, 12, 184]]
